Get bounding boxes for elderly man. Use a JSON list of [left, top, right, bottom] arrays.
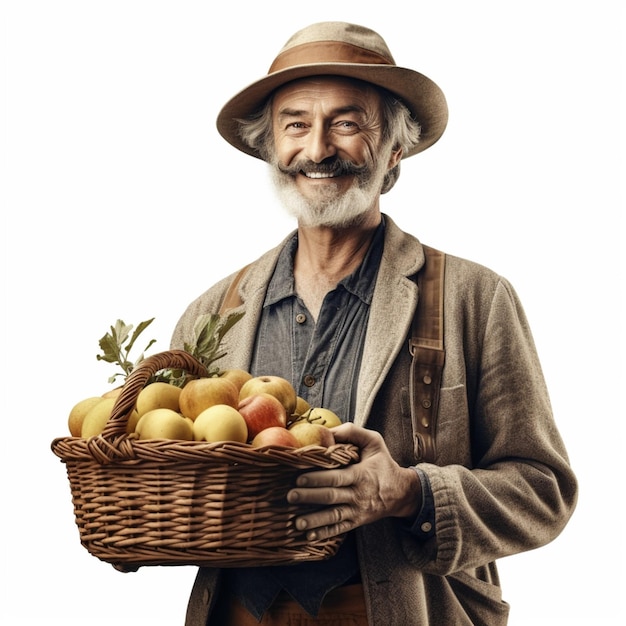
[[172, 22, 577, 626]]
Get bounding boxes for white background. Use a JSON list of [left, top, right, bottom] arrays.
[[3, 1, 624, 624]]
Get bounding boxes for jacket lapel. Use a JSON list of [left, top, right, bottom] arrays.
[[354, 217, 424, 426]]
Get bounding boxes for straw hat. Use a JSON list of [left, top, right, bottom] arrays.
[[216, 22, 448, 160]]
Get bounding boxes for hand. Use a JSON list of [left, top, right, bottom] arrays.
[[286, 423, 422, 541]]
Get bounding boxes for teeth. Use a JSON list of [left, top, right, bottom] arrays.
[[305, 171, 336, 179]]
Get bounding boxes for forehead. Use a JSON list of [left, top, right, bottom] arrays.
[[271, 76, 383, 113]]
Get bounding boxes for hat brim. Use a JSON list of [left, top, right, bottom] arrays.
[[216, 63, 448, 160]]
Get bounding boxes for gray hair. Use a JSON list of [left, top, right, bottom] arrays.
[[237, 86, 421, 194]]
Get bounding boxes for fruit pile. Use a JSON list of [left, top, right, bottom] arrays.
[[67, 316, 342, 449], [68, 371, 342, 449]]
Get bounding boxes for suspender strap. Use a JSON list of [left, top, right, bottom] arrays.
[[410, 245, 446, 463], [218, 264, 250, 314]]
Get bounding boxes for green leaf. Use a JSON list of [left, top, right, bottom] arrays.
[[126, 318, 155, 354]]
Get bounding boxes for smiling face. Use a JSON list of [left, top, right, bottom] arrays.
[[268, 76, 401, 228]]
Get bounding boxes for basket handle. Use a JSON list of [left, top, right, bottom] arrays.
[[101, 349, 208, 439]]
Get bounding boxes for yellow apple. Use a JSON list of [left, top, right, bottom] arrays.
[[293, 396, 311, 418], [219, 368, 253, 391], [179, 376, 239, 420], [125, 409, 142, 434], [101, 386, 123, 399], [193, 404, 248, 443], [301, 407, 342, 428], [288, 421, 336, 448], [136, 382, 182, 416], [239, 375, 297, 415], [81, 397, 116, 438], [135, 408, 194, 440], [68, 396, 105, 437]]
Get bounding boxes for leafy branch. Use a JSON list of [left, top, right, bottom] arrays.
[[183, 311, 245, 376], [96, 319, 157, 384]]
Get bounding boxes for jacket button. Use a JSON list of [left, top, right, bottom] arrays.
[[420, 522, 433, 533], [303, 375, 316, 387], [296, 313, 307, 324]]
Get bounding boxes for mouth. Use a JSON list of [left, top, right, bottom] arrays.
[[302, 170, 339, 179]]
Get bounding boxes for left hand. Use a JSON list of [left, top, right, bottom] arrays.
[[286, 422, 422, 541]]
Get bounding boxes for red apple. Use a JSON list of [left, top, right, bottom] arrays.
[[238, 392, 288, 440], [239, 375, 297, 416], [251, 425, 298, 448]]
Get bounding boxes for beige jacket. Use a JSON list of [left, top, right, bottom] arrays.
[[172, 215, 577, 626]]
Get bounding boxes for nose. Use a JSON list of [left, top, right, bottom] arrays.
[[303, 125, 336, 163]]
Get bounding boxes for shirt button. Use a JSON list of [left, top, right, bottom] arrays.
[[303, 375, 316, 387], [420, 522, 433, 533], [296, 313, 307, 324]]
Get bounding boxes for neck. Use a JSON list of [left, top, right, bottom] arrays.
[[293, 209, 381, 319]]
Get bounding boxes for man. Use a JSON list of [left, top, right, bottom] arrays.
[[172, 22, 577, 626]]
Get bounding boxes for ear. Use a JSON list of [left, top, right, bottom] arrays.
[[387, 146, 403, 170]]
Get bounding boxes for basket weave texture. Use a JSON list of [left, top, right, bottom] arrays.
[[51, 350, 359, 569]]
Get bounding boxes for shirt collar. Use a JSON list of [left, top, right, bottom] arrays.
[[263, 218, 385, 308]]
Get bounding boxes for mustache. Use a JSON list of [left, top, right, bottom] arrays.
[[276, 157, 369, 178]]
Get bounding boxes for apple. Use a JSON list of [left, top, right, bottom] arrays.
[[293, 396, 311, 418], [300, 407, 343, 428], [80, 397, 116, 438], [193, 404, 248, 443], [68, 396, 106, 437], [251, 425, 298, 448], [219, 368, 253, 391], [125, 409, 142, 434], [101, 387, 123, 399], [288, 421, 336, 448], [135, 408, 194, 440], [239, 375, 297, 416], [237, 392, 288, 440], [179, 376, 239, 420], [136, 382, 182, 416]]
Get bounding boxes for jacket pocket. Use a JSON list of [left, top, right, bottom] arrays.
[[445, 569, 510, 626]]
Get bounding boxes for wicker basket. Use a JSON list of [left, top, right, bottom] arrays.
[[51, 350, 359, 570]]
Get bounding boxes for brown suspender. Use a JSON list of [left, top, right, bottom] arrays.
[[218, 246, 445, 464], [410, 246, 445, 463], [218, 264, 251, 315]]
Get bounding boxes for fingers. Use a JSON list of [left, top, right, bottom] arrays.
[[294, 466, 354, 489], [294, 506, 354, 541], [287, 481, 356, 540], [331, 422, 384, 449]]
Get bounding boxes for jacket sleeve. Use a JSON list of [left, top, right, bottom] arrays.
[[402, 275, 578, 575]]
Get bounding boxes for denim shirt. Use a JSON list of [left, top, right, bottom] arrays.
[[250, 225, 384, 421], [225, 220, 434, 619]]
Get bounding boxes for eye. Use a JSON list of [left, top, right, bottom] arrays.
[[282, 121, 309, 135], [333, 120, 359, 134]]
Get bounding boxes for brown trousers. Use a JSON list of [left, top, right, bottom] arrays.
[[213, 583, 369, 626]]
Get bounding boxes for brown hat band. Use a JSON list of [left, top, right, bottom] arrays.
[[269, 41, 394, 73]]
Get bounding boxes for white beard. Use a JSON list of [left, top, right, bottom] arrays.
[[269, 154, 389, 229]]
